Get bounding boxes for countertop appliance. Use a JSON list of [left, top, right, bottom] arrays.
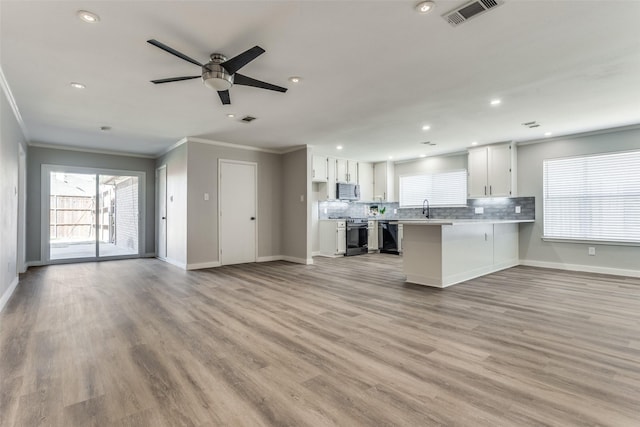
[[378, 220, 399, 255], [336, 183, 360, 201], [345, 218, 368, 256]]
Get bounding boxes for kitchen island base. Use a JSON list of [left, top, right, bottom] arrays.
[[402, 222, 521, 288]]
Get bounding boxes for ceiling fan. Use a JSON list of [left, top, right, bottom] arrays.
[[147, 39, 287, 105]]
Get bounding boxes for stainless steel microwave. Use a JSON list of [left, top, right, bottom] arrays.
[[336, 183, 360, 201]]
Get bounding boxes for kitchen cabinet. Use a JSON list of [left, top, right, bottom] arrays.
[[312, 155, 328, 183], [336, 159, 358, 183], [358, 162, 374, 201], [468, 143, 516, 198], [374, 161, 395, 201], [367, 220, 378, 252], [319, 220, 346, 256], [398, 224, 403, 253]]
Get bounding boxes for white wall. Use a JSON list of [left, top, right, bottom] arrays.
[[0, 83, 26, 311], [518, 127, 640, 276]]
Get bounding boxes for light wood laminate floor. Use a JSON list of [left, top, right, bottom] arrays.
[[1, 255, 640, 426]]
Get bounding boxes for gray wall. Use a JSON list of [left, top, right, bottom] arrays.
[[518, 127, 640, 274], [282, 147, 310, 262], [184, 141, 283, 266], [0, 85, 25, 304], [26, 147, 156, 262], [157, 143, 188, 265]]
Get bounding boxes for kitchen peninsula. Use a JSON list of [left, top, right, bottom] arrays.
[[400, 219, 534, 288]]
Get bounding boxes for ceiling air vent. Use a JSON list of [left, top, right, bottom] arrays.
[[442, 0, 504, 27], [241, 116, 257, 123]]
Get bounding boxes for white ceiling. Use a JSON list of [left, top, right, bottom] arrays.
[[1, 1, 639, 161]]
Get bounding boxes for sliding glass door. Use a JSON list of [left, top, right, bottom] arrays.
[[43, 165, 144, 263]]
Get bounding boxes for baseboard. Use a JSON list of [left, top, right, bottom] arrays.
[[25, 260, 45, 268], [0, 277, 19, 313], [312, 251, 322, 257], [186, 261, 221, 270], [143, 252, 156, 258], [257, 255, 283, 263], [519, 259, 640, 278], [162, 257, 187, 270], [257, 255, 313, 265]]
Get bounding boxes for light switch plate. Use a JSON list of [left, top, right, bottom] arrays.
[[515, 206, 521, 213], [204, 193, 209, 201], [475, 207, 484, 214]]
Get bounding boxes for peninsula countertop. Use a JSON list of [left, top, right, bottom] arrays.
[[398, 219, 534, 226]]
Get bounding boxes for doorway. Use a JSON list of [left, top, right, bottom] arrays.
[[219, 160, 257, 265], [42, 165, 145, 263]]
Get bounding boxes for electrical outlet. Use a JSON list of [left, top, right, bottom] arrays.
[[515, 206, 521, 214], [475, 207, 484, 214], [300, 195, 305, 202], [394, 209, 397, 214], [204, 193, 209, 201], [324, 208, 327, 214], [588, 247, 596, 256]]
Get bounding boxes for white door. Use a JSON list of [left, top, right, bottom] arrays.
[[219, 160, 257, 265], [157, 166, 167, 259]]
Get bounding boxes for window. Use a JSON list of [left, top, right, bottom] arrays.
[[399, 169, 467, 207], [543, 150, 640, 243]]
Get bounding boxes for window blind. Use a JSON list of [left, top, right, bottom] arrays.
[[543, 150, 640, 243], [399, 169, 467, 207]]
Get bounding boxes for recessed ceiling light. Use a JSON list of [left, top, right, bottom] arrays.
[[415, 1, 436, 14], [419, 154, 427, 158], [70, 82, 85, 89], [471, 141, 478, 146], [544, 132, 552, 137], [388, 156, 393, 159], [336, 145, 343, 150], [77, 10, 99, 23], [288, 76, 301, 83], [490, 99, 502, 106], [226, 113, 235, 118], [422, 125, 431, 131]]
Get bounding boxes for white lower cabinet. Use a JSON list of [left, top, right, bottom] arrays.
[[368, 220, 378, 252], [319, 220, 346, 256]]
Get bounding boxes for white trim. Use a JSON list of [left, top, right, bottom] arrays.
[[29, 142, 155, 158], [541, 237, 640, 247], [17, 144, 27, 273], [157, 137, 188, 158], [186, 261, 221, 270], [188, 136, 288, 154], [279, 145, 308, 154], [143, 252, 156, 258], [282, 256, 314, 265], [312, 251, 322, 257], [162, 257, 187, 269], [0, 277, 19, 313], [0, 65, 29, 140], [257, 255, 284, 262], [519, 259, 640, 279], [25, 260, 45, 268]]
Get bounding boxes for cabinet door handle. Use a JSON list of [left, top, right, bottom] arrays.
[[489, 185, 492, 195], [484, 186, 487, 195]]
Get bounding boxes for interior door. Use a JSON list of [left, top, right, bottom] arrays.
[[219, 160, 257, 265], [156, 166, 167, 259]]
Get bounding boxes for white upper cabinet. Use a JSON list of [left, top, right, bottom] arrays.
[[336, 159, 358, 183], [312, 155, 328, 182], [374, 161, 395, 202], [358, 162, 374, 201], [467, 143, 516, 198]]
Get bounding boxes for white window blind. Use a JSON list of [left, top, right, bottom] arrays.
[[543, 150, 640, 243], [399, 170, 467, 207]]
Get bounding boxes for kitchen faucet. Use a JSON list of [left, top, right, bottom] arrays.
[[422, 198, 430, 218]]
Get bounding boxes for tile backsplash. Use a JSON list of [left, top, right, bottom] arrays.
[[318, 197, 535, 221]]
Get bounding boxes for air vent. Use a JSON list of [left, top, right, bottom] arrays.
[[522, 121, 541, 129], [241, 116, 257, 123], [442, 0, 504, 26]]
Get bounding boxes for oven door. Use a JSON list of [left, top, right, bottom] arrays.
[[345, 224, 368, 256]]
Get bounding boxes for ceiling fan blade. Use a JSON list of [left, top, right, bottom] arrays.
[[147, 39, 203, 67], [234, 74, 288, 93], [218, 90, 231, 105], [220, 46, 265, 74], [151, 76, 201, 84]]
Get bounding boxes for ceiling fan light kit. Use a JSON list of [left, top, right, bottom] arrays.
[[147, 39, 287, 106]]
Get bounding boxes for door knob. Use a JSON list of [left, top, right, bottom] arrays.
[[250, 217, 256, 220], [162, 216, 166, 219]]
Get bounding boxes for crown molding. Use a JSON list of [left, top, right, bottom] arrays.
[[186, 136, 285, 154], [516, 123, 640, 147], [28, 141, 155, 158], [156, 137, 188, 158], [0, 65, 29, 141]]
